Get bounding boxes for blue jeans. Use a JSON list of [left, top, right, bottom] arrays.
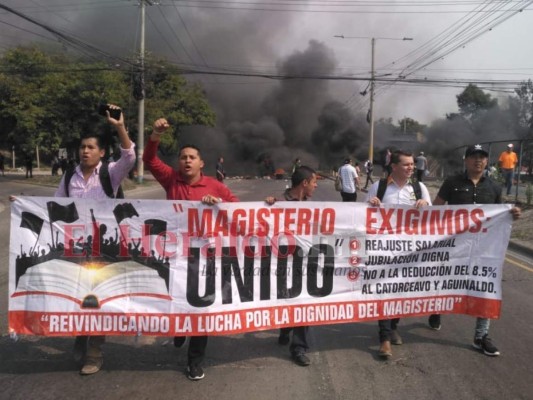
[[502, 168, 514, 195], [474, 317, 490, 338]]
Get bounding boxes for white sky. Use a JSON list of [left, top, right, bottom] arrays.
[[1, 0, 532, 125]]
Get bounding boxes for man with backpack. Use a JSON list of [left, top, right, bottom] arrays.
[[365, 150, 431, 359], [54, 104, 135, 375]]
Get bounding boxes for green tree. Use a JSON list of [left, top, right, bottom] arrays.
[[456, 83, 498, 119], [508, 80, 533, 175], [0, 46, 216, 162], [0, 46, 129, 159], [143, 58, 216, 153], [510, 79, 533, 133], [397, 117, 425, 134]]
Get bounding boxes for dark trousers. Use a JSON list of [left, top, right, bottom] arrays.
[[416, 169, 425, 182], [502, 169, 514, 195], [341, 191, 357, 202], [364, 174, 374, 189], [75, 335, 105, 350], [280, 326, 309, 354], [378, 318, 400, 342], [188, 335, 208, 367]]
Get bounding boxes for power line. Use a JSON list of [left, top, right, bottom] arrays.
[[146, 8, 193, 64], [0, 18, 59, 42], [171, 3, 211, 67], [400, 1, 533, 77], [158, 0, 533, 13], [0, 3, 140, 69]]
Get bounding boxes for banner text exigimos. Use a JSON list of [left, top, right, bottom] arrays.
[[9, 197, 512, 336]]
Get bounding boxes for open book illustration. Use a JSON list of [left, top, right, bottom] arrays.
[[11, 259, 172, 308], [15, 202, 172, 295]]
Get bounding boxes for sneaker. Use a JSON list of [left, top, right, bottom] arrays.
[[174, 336, 186, 348], [378, 341, 392, 358], [187, 365, 205, 381], [390, 330, 403, 345], [428, 314, 441, 331], [473, 335, 500, 356], [291, 353, 311, 367], [278, 331, 290, 346]]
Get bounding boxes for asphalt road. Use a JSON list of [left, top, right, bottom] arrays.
[[0, 177, 532, 400]]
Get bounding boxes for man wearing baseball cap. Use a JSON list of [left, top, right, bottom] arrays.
[[498, 143, 518, 195], [428, 144, 521, 356]]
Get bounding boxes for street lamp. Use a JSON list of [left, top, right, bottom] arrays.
[[334, 35, 413, 162]]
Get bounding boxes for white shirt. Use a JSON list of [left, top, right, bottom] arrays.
[[364, 160, 373, 174], [415, 155, 427, 170], [366, 178, 432, 205], [339, 163, 358, 194]]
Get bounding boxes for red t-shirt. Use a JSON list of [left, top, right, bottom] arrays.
[[143, 140, 239, 202]]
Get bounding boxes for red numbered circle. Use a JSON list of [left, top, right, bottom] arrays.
[[349, 256, 359, 266], [349, 239, 360, 251], [347, 268, 360, 281]]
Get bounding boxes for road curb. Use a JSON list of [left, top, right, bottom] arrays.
[[508, 240, 533, 258]]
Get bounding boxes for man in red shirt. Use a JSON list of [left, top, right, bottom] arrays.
[[143, 118, 238, 381]]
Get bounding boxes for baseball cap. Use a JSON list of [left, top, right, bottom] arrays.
[[507, 143, 513, 148], [464, 144, 488, 158]]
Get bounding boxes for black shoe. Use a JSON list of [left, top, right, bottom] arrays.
[[278, 332, 290, 345], [292, 353, 311, 366], [428, 314, 441, 331], [174, 336, 186, 348], [187, 365, 205, 380], [473, 335, 500, 356]]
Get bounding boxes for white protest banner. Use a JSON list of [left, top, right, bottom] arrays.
[[9, 196, 512, 337]]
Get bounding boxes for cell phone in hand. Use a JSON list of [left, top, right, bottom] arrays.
[[97, 103, 122, 120]]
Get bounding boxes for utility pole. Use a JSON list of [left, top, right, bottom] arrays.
[[368, 38, 375, 162], [136, 0, 152, 184], [334, 35, 413, 163]]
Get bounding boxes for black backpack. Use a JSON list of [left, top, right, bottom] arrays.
[[64, 161, 124, 198], [376, 178, 421, 201]]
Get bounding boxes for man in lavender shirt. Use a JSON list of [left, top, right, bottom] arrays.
[[55, 104, 135, 375]]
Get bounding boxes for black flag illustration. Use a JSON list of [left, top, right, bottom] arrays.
[[20, 212, 44, 235], [47, 201, 79, 223], [144, 219, 167, 236], [113, 203, 139, 223]]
